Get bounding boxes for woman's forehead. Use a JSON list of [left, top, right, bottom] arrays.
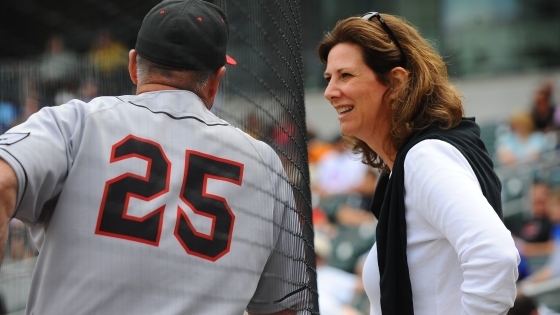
[[325, 44, 365, 68]]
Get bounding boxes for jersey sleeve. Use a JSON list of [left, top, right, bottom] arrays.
[[246, 144, 310, 314], [0, 102, 84, 225], [404, 140, 520, 315]]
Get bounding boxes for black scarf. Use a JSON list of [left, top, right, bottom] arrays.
[[370, 118, 502, 314]]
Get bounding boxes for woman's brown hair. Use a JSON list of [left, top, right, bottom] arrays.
[[318, 14, 464, 170]]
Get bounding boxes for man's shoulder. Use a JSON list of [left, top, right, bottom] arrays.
[[228, 126, 276, 154], [18, 96, 122, 124], [86, 95, 135, 107], [117, 91, 223, 121], [227, 128, 285, 170], [60, 95, 124, 111]]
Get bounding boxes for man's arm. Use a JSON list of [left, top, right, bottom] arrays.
[[0, 158, 18, 265]]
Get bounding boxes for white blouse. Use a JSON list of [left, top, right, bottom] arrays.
[[363, 139, 520, 315]]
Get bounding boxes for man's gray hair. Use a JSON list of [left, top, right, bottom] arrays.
[[136, 54, 214, 94]]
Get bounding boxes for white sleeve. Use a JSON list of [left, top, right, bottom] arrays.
[[247, 145, 309, 314], [404, 140, 520, 315], [0, 102, 83, 225]]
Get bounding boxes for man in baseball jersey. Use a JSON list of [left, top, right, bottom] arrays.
[[0, 1, 310, 314]]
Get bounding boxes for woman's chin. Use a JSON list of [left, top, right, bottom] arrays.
[[339, 125, 358, 139]]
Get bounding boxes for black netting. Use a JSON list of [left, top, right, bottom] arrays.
[[211, 1, 318, 313]]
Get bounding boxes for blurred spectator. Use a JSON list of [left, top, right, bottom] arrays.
[[88, 29, 130, 96], [312, 206, 332, 236], [88, 30, 129, 75], [9, 95, 40, 128], [549, 189, 560, 233], [5, 219, 35, 263], [0, 100, 17, 133], [78, 78, 99, 103], [519, 189, 560, 315], [271, 114, 297, 149], [310, 134, 377, 257], [54, 85, 78, 106], [333, 170, 377, 226], [243, 112, 273, 141], [547, 188, 560, 275], [531, 80, 557, 133], [496, 110, 548, 165], [312, 135, 370, 199], [515, 181, 553, 276], [508, 294, 539, 315], [308, 129, 333, 208], [308, 129, 333, 165], [22, 96, 40, 120], [244, 112, 261, 140], [315, 231, 364, 315], [522, 188, 560, 285], [39, 35, 78, 83], [516, 181, 553, 245], [38, 35, 79, 107]]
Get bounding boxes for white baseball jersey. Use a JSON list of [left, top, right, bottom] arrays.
[[0, 90, 306, 315]]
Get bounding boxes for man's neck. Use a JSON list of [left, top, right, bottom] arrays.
[[135, 84, 213, 110], [136, 84, 180, 95]]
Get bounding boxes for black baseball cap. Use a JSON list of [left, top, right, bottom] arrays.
[[135, 0, 236, 70]]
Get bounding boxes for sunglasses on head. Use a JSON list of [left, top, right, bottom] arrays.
[[361, 12, 407, 67]]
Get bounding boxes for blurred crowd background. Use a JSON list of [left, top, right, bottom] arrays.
[[1, 0, 560, 314]]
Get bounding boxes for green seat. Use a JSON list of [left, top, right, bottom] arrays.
[[327, 224, 375, 273]]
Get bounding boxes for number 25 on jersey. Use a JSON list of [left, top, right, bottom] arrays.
[[95, 135, 244, 261]]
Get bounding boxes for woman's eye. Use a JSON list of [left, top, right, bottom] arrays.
[[324, 77, 331, 83], [341, 73, 351, 78]]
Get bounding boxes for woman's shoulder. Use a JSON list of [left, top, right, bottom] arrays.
[[406, 139, 470, 169], [404, 139, 477, 190], [404, 139, 480, 191]]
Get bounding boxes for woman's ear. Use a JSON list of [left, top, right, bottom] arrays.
[[389, 66, 408, 89]]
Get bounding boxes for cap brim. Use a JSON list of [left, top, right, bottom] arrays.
[[226, 55, 237, 66]]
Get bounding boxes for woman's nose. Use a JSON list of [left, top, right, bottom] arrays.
[[324, 81, 340, 101]]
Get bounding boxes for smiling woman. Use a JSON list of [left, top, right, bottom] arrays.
[[323, 42, 393, 167], [319, 13, 464, 171], [318, 12, 520, 315]]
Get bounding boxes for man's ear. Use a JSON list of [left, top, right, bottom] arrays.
[[212, 66, 227, 92], [205, 66, 227, 110], [389, 66, 408, 89], [128, 49, 138, 85]]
